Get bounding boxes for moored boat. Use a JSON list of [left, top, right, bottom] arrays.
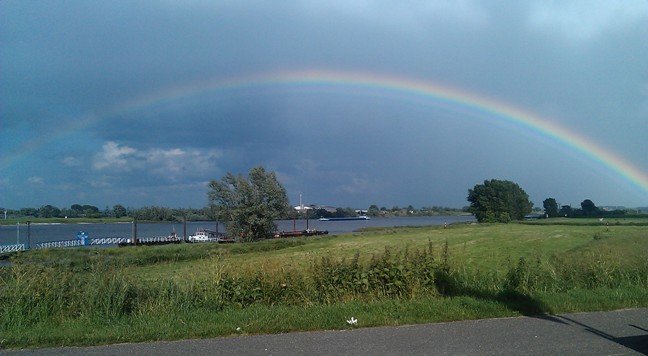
[[318, 216, 371, 221], [274, 229, 328, 238], [188, 228, 234, 243]]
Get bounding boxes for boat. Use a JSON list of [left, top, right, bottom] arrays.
[[188, 228, 234, 243], [318, 216, 371, 221], [274, 229, 328, 238], [118, 229, 182, 247], [188, 229, 210, 242], [166, 231, 180, 241]]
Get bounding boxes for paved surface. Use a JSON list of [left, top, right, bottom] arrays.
[[5, 308, 648, 355]]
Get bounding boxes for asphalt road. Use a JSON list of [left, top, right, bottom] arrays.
[[5, 308, 648, 355]]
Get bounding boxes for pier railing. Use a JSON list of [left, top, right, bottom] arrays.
[[0, 221, 234, 255], [0, 236, 182, 255], [0, 244, 27, 254], [35, 239, 84, 249]]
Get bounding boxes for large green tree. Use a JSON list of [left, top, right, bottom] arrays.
[[38, 205, 61, 218], [467, 179, 533, 223], [113, 204, 128, 218], [208, 166, 291, 241], [543, 198, 559, 218], [580, 199, 598, 216]]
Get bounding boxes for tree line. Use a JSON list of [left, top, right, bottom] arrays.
[[2, 202, 461, 222], [542, 198, 627, 218], [467, 179, 633, 223], [1, 205, 211, 222]]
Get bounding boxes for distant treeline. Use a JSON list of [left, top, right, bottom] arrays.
[[306, 205, 466, 219], [3, 204, 467, 222], [543, 198, 644, 219], [1, 204, 210, 222]]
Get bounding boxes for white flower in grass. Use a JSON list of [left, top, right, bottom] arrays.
[[236, 327, 242, 332], [346, 317, 358, 325]]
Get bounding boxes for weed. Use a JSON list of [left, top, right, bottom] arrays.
[[1, 223, 647, 348]]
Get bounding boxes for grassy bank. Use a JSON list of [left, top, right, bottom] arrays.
[[1, 223, 647, 348], [520, 216, 648, 226]]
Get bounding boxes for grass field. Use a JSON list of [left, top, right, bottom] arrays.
[[520, 217, 648, 226], [1, 221, 647, 348]]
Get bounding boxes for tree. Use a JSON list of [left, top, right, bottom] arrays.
[[38, 204, 61, 218], [559, 205, 573, 217], [82, 204, 100, 218], [467, 179, 533, 223], [543, 198, 558, 218], [208, 166, 290, 241], [113, 204, 127, 218], [20, 208, 38, 217], [407, 205, 415, 215], [580, 199, 598, 216], [367, 204, 380, 217], [133, 206, 174, 221]]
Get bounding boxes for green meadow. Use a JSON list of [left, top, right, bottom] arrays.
[[1, 221, 647, 349]]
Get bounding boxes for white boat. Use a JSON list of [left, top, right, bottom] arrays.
[[319, 216, 371, 221], [187, 228, 235, 243], [188, 229, 211, 242]]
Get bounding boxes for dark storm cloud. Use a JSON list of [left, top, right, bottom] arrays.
[[2, 0, 647, 208]]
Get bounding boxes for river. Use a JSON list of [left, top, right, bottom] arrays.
[[0, 215, 475, 245]]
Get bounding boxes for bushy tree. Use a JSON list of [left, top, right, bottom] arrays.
[[113, 204, 128, 218], [333, 207, 358, 218], [467, 179, 532, 223], [208, 166, 290, 241], [82, 205, 100, 218], [19, 208, 38, 217], [38, 205, 61, 218], [580, 199, 599, 216], [559, 205, 573, 217], [133, 206, 174, 221], [367, 204, 380, 217], [543, 198, 558, 218]]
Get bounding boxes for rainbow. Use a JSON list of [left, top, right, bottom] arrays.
[[4, 69, 648, 195]]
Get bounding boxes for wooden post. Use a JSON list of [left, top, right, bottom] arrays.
[[183, 217, 187, 242], [132, 219, 138, 245], [26, 221, 31, 249]]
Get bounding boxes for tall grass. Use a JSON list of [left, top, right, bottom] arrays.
[[9, 238, 308, 271], [2, 239, 647, 335]]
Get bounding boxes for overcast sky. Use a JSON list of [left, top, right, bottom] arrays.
[[1, 1, 647, 210]]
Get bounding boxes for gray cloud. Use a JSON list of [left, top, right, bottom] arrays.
[[92, 141, 223, 183], [28, 176, 45, 185], [2, 0, 647, 208]]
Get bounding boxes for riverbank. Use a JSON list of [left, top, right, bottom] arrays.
[[520, 216, 648, 226], [1, 222, 647, 349]]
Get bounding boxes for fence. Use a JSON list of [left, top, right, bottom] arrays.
[[0, 244, 27, 254], [0, 236, 182, 255]]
